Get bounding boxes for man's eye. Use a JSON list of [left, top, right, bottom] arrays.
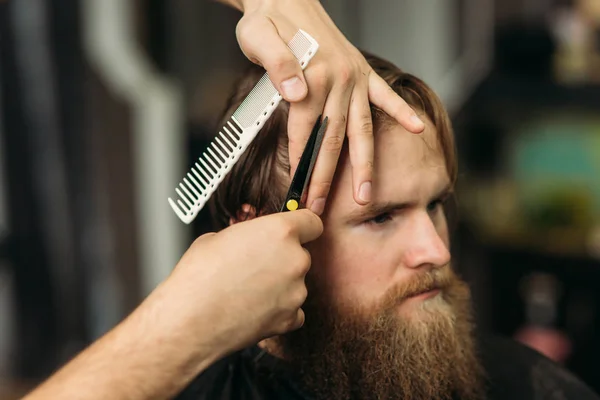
[[427, 199, 442, 213], [366, 213, 392, 225], [427, 195, 450, 214]]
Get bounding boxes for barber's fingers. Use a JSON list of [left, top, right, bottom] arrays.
[[346, 79, 374, 205], [293, 308, 305, 330], [286, 67, 328, 180], [368, 71, 425, 133], [279, 208, 324, 244], [275, 308, 306, 335], [236, 15, 307, 102], [304, 81, 353, 215]]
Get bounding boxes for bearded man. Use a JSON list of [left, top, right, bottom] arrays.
[[173, 52, 599, 400]]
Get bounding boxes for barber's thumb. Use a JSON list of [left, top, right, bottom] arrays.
[[279, 75, 307, 102]]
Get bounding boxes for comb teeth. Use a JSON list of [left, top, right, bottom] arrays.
[[168, 29, 319, 224], [168, 118, 244, 218]]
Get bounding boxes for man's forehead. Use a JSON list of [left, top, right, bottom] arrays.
[[325, 118, 449, 220], [375, 117, 443, 162], [369, 118, 446, 183]]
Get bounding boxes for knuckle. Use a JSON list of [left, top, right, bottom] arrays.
[[306, 64, 329, 92], [322, 134, 344, 153], [337, 66, 353, 87], [290, 287, 307, 308], [332, 114, 347, 128], [270, 55, 298, 74], [311, 180, 333, 199], [290, 253, 308, 277], [285, 310, 304, 332], [296, 249, 311, 274], [359, 116, 374, 134], [235, 18, 255, 48], [282, 318, 297, 333], [278, 222, 295, 240], [313, 76, 329, 93], [296, 285, 308, 304], [295, 313, 305, 329], [235, 18, 246, 37], [303, 248, 312, 266], [288, 134, 303, 147]]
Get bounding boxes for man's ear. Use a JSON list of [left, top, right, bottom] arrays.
[[229, 203, 258, 226]]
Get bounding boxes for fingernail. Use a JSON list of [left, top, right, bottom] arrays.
[[358, 181, 372, 203], [281, 77, 307, 101], [411, 114, 424, 128], [309, 198, 326, 216]]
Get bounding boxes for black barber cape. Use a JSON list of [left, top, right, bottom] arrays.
[[175, 335, 599, 400]]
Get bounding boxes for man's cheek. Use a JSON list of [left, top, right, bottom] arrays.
[[327, 251, 372, 288]]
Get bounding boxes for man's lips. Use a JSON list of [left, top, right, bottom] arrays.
[[406, 286, 441, 301]]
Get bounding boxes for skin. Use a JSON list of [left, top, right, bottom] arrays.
[[23, 124, 445, 400], [218, 0, 425, 214], [22, 0, 428, 398], [307, 118, 452, 316], [23, 210, 323, 400]]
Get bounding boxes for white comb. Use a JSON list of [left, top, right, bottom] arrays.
[[169, 29, 319, 224]]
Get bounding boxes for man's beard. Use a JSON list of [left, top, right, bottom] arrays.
[[274, 266, 486, 400]]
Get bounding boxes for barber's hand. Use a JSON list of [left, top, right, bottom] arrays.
[[233, 0, 425, 214], [19, 211, 321, 400], [161, 209, 323, 353]]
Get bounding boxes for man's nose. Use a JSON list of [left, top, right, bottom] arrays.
[[402, 211, 451, 269]]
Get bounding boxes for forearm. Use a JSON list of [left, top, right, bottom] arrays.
[[23, 281, 231, 400]]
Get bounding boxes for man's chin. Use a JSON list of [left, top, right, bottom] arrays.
[[277, 273, 485, 400]]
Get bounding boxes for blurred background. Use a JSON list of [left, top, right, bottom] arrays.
[[1, 0, 599, 398]]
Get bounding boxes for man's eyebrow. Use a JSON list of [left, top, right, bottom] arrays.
[[345, 202, 411, 223], [431, 182, 454, 201], [344, 182, 454, 222]]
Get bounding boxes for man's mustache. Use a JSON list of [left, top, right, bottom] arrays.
[[380, 266, 455, 310]]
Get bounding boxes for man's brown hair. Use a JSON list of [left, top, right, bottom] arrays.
[[209, 51, 457, 229]]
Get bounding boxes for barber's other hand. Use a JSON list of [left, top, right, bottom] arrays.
[[232, 0, 425, 214], [159, 209, 323, 354]]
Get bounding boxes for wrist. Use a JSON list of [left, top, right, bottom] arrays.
[[137, 276, 239, 364]]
